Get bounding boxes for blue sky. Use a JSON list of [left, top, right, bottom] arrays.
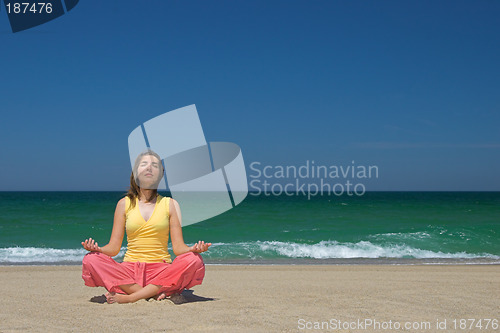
[[1, 0, 499, 191]]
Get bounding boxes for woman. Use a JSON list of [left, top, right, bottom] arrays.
[[81, 150, 211, 304]]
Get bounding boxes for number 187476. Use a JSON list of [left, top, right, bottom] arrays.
[[6, 3, 53, 14]]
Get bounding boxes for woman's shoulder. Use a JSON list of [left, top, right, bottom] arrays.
[[160, 195, 175, 206], [108, 196, 129, 216], [117, 196, 129, 210], [161, 196, 177, 215], [163, 196, 178, 205]]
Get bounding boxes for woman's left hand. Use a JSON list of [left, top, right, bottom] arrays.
[[189, 240, 212, 253]]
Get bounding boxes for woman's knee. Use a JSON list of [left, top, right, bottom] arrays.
[[177, 252, 204, 267], [191, 252, 204, 269], [82, 252, 107, 266]]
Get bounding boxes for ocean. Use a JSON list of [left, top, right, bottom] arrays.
[[0, 191, 499, 265]]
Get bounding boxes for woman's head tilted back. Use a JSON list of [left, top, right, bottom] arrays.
[[127, 150, 164, 205]]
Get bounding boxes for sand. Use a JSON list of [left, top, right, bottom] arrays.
[[0, 264, 498, 332]]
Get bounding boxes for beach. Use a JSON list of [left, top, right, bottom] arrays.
[[0, 264, 498, 332], [0, 193, 498, 331]]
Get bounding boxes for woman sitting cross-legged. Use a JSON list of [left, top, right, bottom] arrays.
[[81, 150, 211, 304]]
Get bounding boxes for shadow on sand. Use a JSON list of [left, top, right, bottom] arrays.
[[90, 290, 216, 305]]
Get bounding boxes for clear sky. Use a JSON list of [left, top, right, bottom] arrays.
[[1, 0, 499, 191]]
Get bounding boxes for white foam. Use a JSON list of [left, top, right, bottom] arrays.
[[255, 240, 499, 259], [1, 242, 498, 263], [0, 247, 126, 263], [369, 232, 432, 240]]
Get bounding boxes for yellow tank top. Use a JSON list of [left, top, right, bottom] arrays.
[[123, 195, 172, 263]]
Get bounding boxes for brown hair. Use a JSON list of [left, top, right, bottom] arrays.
[[126, 150, 164, 210]]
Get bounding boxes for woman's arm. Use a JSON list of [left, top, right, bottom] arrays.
[[81, 197, 126, 257], [169, 198, 211, 256]]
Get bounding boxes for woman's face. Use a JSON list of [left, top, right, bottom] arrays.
[[136, 154, 162, 189]]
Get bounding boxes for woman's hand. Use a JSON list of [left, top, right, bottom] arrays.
[[81, 238, 102, 252], [189, 241, 212, 253]]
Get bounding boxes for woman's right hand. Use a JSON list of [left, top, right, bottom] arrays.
[[81, 238, 102, 252]]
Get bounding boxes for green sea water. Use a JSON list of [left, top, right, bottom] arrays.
[[0, 191, 499, 264]]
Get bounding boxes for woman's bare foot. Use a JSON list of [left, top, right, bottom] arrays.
[[156, 292, 167, 301], [106, 292, 131, 304]]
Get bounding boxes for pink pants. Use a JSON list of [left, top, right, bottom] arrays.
[[82, 252, 205, 296]]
